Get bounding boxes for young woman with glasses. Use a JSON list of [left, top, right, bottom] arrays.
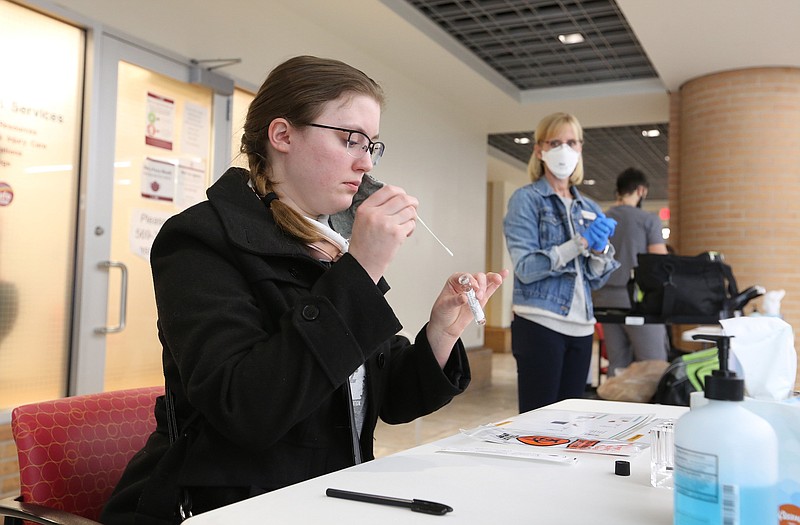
[[102, 55, 507, 524]]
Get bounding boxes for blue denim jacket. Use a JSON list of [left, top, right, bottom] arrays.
[[503, 177, 620, 317]]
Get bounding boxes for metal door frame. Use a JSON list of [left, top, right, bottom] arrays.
[[69, 28, 232, 395]]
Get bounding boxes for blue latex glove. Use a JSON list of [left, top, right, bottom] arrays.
[[583, 216, 617, 252], [602, 216, 617, 239]]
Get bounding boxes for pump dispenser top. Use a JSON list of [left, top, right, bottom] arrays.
[[691, 334, 744, 401]]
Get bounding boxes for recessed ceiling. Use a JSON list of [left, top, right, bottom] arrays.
[[405, 0, 657, 90], [402, 0, 668, 201]]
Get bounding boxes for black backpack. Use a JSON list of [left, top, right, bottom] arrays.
[[631, 252, 738, 318], [652, 347, 719, 406]]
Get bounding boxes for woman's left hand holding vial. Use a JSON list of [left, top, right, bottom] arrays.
[[426, 270, 509, 368]]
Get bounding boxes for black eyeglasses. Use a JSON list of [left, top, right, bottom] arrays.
[[309, 123, 386, 165]]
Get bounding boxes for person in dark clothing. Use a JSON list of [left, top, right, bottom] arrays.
[[593, 167, 669, 376], [101, 55, 507, 525]]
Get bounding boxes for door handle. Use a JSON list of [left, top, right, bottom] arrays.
[[96, 260, 128, 334]]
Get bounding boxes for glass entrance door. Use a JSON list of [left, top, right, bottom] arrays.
[[70, 33, 227, 395], [103, 61, 215, 390]]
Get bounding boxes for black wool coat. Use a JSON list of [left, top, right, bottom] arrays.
[[102, 168, 470, 524]]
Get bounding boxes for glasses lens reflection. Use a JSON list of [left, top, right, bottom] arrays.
[[345, 132, 384, 165], [345, 132, 369, 158], [370, 142, 385, 165]]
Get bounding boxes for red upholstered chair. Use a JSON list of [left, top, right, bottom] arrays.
[[0, 386, 162, 525]]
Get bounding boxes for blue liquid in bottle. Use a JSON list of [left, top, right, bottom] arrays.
[[675, 471, 777, 524]]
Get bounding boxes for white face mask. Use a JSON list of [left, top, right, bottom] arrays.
[[541, 144, 581, 180]]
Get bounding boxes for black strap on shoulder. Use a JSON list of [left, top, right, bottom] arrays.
[[165, 386, 193, 521], [165, 386, 179, 444]]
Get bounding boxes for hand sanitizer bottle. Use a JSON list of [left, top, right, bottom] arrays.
[[673, 334, 778, 525]]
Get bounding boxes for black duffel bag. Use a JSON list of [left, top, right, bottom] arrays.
[[630, 252, 738, 318]]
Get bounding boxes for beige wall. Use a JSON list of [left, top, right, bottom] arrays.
[[486, 180, 515, 328]]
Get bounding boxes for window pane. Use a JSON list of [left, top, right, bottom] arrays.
[[0, 1, 84, 410]]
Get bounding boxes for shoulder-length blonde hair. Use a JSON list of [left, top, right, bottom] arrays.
[[240, 55, 385, 243], [527, 112, 584, 185]]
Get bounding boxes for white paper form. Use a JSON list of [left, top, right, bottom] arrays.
[[508, 409, 655, 441], [181, 102, 210, 158], [129, 208, 171, 260], [175, 161, 206, 210], [456, 410, 656, 457]]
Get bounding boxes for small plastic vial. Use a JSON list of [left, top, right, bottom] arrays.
[[458, 274, 486, 326]]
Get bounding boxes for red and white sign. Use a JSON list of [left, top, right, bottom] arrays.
[[141, 157, 175, 201], [0, 182, 13, 206], [145, 92, 175, 150]]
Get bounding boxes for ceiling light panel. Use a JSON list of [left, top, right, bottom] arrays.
[[406, 0, 659, 90]]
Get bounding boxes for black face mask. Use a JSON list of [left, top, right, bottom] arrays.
[[329, 174, 384, 238], [636, 187, 647, 208]]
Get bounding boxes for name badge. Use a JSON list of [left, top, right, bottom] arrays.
[[581, 210, 597, 221]]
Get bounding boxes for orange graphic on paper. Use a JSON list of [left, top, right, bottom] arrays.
[[780, 504, 800, 525], [516, 435, 570, 447]]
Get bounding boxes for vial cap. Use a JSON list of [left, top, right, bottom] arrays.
[[614, 460, 630, 476]]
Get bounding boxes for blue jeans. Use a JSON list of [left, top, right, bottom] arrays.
[[511, 315, 593, 412]]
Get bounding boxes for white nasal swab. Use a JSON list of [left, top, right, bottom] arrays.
[[362, 174, 453, 256], [416, 215, 454, 257]]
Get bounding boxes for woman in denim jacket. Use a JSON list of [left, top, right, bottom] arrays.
[[503, 112, 619, 412]]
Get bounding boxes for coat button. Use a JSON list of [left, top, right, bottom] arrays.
[[301, 304, 319, 320], [377, 353, 386, 368]]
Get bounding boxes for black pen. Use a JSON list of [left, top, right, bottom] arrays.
[[326, 487, 453, 515]]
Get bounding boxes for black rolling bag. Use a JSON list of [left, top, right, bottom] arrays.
[[630, 252, 751, 319]]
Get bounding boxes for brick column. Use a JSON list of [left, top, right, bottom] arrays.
[[667, 91, 682, 251], [674, 67, 800, 389]]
